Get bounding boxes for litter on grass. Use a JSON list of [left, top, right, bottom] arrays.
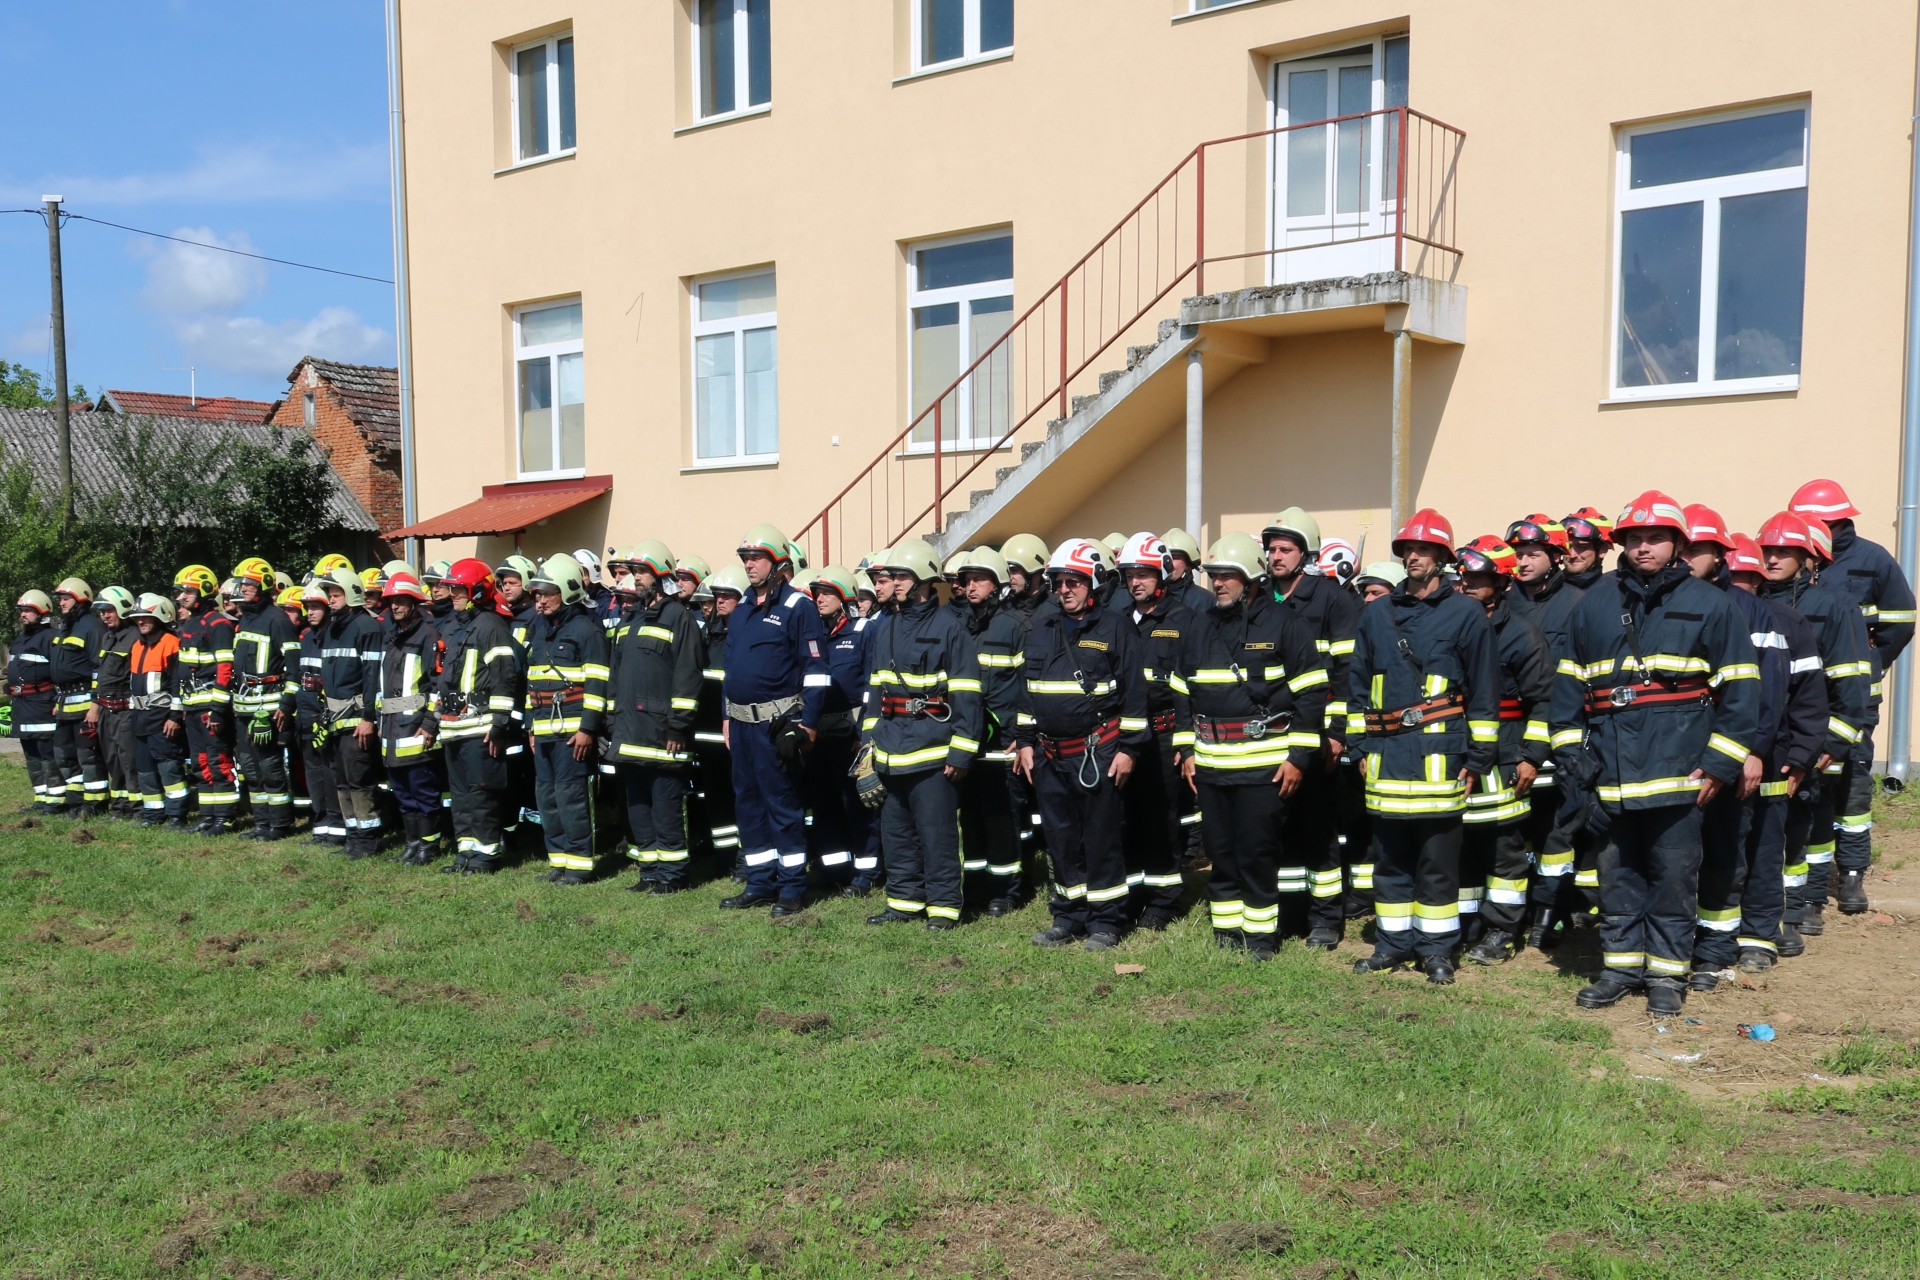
[[1737, 1023, 1776, 1041]]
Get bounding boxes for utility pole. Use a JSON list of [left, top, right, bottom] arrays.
[[44, 195, 72, 527]]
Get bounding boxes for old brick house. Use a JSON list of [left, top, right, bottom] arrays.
[[267, 358, 403, 548]]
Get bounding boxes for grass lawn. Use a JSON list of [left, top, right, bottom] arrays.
[[1, 753, 1916, 1279]]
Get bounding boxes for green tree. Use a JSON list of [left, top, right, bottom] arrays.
[[0, 362, 86, 409], [0, 460, 117, 641]]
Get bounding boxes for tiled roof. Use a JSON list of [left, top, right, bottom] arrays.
[[291, 357, 401, 453], [100, 390, 276, 423], [0, 408, 377, 532], [387, 476, 612, 541]]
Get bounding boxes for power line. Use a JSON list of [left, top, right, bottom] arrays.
[[3, 206, 392, 285]]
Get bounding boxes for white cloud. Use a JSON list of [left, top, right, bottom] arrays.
[[172, 306, 393, 379], [139, 226, 268, 314], [1, 314, 51, 363], [0, 141, 389, 207]]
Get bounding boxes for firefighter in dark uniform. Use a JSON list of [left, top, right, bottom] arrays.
[[377, 571, 447, 865], [228, 558, 299, 841], [953, 547, 1027, 914], [434, 558, 523, 875], [1549, 491, 1760, 1015], [720, 525, 832, 916], [805, 564, 878, 896], [1790, 479, 1915, 916], [317, 567, 387, 858], [1160, 528, 1216, 614], [861, 540, 982, 930], [124, 594, 192, 826], [1116, 532, 1197, 930], [9, 590, 60, 813], [1261, 508, 1364, 945], [87, 587, 140, 819], [48, 577, 107, 816], [1683, 515, 1826, 985], [1451, 536, 1555, 964], [494, 552, 543, 849], [174, 565, 239, 833], [607, 541, 706, 893], [695, 564, 746, 870], [1349, 509, 1501, 986], [1171, 533, 1327, 958], [524, 555, 611, 884], [1755, 512, 1872, 939], [295, 581, 345, 847], [1015, 538, 1150, 952], [997, 534, 1052, 871]]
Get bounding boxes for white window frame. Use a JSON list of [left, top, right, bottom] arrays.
[[691, 0, 771, 125], [690, 269, 779, 467], [1608, 101, 1809, 402], [301, 390, 315, 427], [910, 0, 1013, 75], [906, 230, 1015, 454], [509, 32, 576, 164], [513, 300, 586, 481]]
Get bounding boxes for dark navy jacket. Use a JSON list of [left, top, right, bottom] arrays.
[[722, 578, 832, 728]]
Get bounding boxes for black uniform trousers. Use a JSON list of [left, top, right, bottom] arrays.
[[1695, 790, 1788, 969], [693, 736, 740, 869], [1783, 781, 1829, 925], [19, 734, 59, 811], [1370, 815, 1463, 961], [131, 729, 189, 819], [445, 735, 512, 866], [98, 708, 137, 814], [1597, 802, 1702, 988], [1120, 731, 1187, 919], [185, 710, 239, 821], [1196, 779, 1286, 941], [879, 767, 963, 921], [50, 717, 107, 813], [961, 757, 1021, 902], [234, 731, 293, 835], [806, 723, 874, 886], [1461, 766, 1534, 935], [1285, 759, 1345, 932], [1334, 760, 1374, 916], [1813, 740, 1875, 904], [731, 719, 809, 900], [620, 761, 691, 885], [296, 716, 343, 841], [1033, 745, 1129, 936], [533, 736, 597, 872], [329, 727, 384, 854]]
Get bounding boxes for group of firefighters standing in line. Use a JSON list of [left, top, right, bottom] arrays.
[[5, 477, 1910, 1008]]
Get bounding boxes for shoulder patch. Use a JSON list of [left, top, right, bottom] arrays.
[[785, 590, 810, 610], [1077, 639, 1109, 651], [854, 617, 869, 631]]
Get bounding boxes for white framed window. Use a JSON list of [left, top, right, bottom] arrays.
[[301, 390, 315, 427], [692, 271, 778, 464], [511, 33, 576, 162], [1611, 103, 1808, 400], [515, 300, 585, 478], [913, 0, 1012, 72], [908, 233, 1013, 450], [693, 0, 771, 122]]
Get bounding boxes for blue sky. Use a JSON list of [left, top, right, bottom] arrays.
[[0, 1, 396, 403]]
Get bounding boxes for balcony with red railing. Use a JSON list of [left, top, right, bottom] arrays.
[[799, 106, 1463, 566]]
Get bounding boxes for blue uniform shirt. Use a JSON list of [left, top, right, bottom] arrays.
[[722, 577, 832, 728]]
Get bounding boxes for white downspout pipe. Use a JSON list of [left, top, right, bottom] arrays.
[[385, 0, 420, 569], [1891, 5, 1920, 786]]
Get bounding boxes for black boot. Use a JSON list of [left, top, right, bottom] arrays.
[[1352, 952, 1406, 974], [1466, 928, 1515, 966], [1575, 973, 1639, 1008], [1687, 967, 1720, 993], [1737, 947, 1777, 973], [866, 907, 920, 925], [1646, 983, 1686, 1016], [1421, 955, 1455, 985], [1799, 902, 1825, 936], [1031, 922, 1077, 947], [720, 891, 777, 909], [1303, 925, 1342, 951], [1526, 907, 1562, 951], [1837, 868, 1870, 914], [1776, 924, 1806, 958], [195, 811, 227, 836]]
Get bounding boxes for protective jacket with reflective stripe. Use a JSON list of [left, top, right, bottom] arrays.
[[722, 581, 831, 728], [862, 596, 983, 774], [1825, 524, 1915, 689], [127, 630, 183, 737], [1725, 578, 1825, 788], [6, 620, 56, 736], [1171, 591, 1326, 781], [524, 602, 609, 738], [50, 609, 102, 718], [1756, 571, 1871, 754], [1169, 575, 1213, 615], [1484, 587, 1555, 769], [436, 603, 521, 741], [1348, 580, 1501, 816], [964, 598, 1024, 750], [1013, 600, 1151, 753], [695, 615, 728, 744], [94, 623, 136, 700], [1130, 592, 1194, 720], [231, 597, 299, 717], [1515, 569, 1585, 660], [819, 611, 872, 721], [1271, 571, 1360, 738], [378, 614, 443, 763], [607, 595, 706, 764], [318, 608, 385, 732], [177, 605, 236, 713], [1549, 564, 1760, 811]]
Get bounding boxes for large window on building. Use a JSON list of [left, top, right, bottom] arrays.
[[914, 0, 1013, 72], [909, 233, 1014, 449], [692, 271, 779, 464], [694, 0, 771, 122], [511, 32, 576, 162], [1612, 104, 1808, 399], [515, 300, 585, 478]]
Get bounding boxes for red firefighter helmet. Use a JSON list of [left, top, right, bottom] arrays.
[[1391, 508, 1456, 559], [1789, 478, 1860, 521], [1613, 491, 1687, 535], [1565, 505, 1615, 541], [1455, 535, 1517, 577], [1727, 534, 1765, 575], [381, 570, 429, 602], [1507, 515, 1567, 550], [442, 557, 498, 608], [1802, 516, 1834, 562], [1754, 511, 1813, 552], [1681, 503, 1735, 550]]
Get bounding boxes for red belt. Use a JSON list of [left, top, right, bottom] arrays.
[[1194, 712, 1291, 743], [1498, 698, 1527, 722], [96, 695, 129, 711], [880, 694, 949, 719], [528, 686, 584, 710], [1584, 676, 1711, 715], [1038, 718, 1119, 759], [1364, 692, 1464, 735], [7, 680, 53, 695], [1151, 708, 1176, 734]]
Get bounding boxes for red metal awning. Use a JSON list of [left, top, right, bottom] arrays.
[[386, 475, 612, 541]]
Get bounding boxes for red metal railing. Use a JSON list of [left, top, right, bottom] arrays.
[[800, 107, 1464, 565]]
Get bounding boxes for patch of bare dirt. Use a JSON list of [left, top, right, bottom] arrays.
[[22, 914, 130, 951], [271, 1168, 342, 1196], [434, 1116, 487, 1150], [513, 898, 538, 921], [68, 828, 95, 845], [517, 1140, 579, 1184], [628, 1002, 686, 1021], [228, 1077, 349, 1124], [906, 1201, 1161, 1279], [12, 867, 48, 878], [1164, 1089, 1254, 1113], [757, 1009, 831, 1034], [438, 1172, 527, 1222], [1203, 1220, 1292, 1256], [365, 975, 484, 1009]]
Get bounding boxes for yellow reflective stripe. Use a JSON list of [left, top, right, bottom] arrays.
[[582, 663, 611, 680], [1550, 728, 1584, 749], [1707, 733, 1748, 763], [948, 678, 982, 693], [1188, 669, 1244, 684], [874, 743, 953, 768], [637, 625, 673, 641], [1826, 660, 1873, 678], [1878, 608, 1916, 623], [1713, 662, 1760, 684], [975, 654, 1021, 667], [1468, 719, 1499, 743], [1327, 638, 1356, 657], [949, 735, 980, 753], [1167, 674, 1189, 695], [1288, 668, 1328, 692], [1597, 775, 1701, 802], [1118, 717, 1149, 732], [1828, 716, 1864, 743], [1524, 719, 1550, 743], [1026, 679, 1114, 695], [1757, 779, 1791, 796], [1556, 658, 1585, 679], [671, 697, 699, 710]]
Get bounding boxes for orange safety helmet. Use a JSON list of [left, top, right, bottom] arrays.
[[1563, 506, 1615, 543], [1612, 491, 1687, 536], [1726, 534, 1765, 575], [381, 570, 429, 601], [1789, 478, 1860, 522], [1681, 503, 1735, 550], [1507, 514, 1567, 550], [1391, 508, 1456, 559], [1754, 510, 1814, 552], [1454, 534, 1517, 577]]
